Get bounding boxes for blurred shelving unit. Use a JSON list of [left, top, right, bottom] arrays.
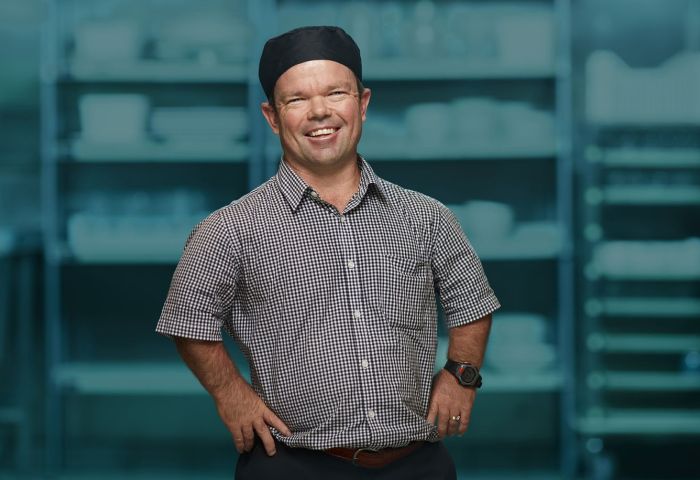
[[575, 2, 700, 478], [0, 229, 40, 474], [40, 0, 273, 474], [43, 0, 576, 478]]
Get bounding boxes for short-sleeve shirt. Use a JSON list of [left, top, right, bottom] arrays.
[[156, 156, 500, 449]]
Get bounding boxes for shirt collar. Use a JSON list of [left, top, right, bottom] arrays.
[[276, 155, 385, 212]]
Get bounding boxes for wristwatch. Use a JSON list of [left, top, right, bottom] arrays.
[[444, 360, 482, 388]]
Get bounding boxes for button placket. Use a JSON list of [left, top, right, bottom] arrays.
[[337, 210, 378, 434]]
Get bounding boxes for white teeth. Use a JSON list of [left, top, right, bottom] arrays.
[[309, 128, 336, 137]]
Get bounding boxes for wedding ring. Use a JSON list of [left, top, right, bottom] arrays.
[[451, 415, 461, 422]]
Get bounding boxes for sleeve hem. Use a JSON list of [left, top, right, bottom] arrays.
[[445, 295, 501, 329], [156, 302, 224, 342]]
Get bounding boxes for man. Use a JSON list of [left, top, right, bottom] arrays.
[[157, 26, 500, 479]]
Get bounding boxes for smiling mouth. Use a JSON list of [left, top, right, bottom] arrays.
[[306, 127, 339, 138]]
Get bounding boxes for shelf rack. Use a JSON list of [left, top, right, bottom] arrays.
[[41, 0, 273, 472], [575, 4, 700, 476], [42, 0, 575, 477]]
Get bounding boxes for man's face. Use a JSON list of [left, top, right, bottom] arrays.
[[261, 60, 371, 173]]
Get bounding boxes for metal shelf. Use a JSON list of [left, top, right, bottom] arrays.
[[361, 140, 557, 161], [577, 409, 700, 435], [599, 297, 700, 317], [69, 139, 249, 163], [598, 147, 700, 168], [363, 58, 556, 81], [482, 372, 563, 393], [53, 362, 250, 396], [602, 185, 700, 205], [64, 60, 248, 83], [598, 271, 700, 281], [589, 371, 700, 391], [478, 244, 562, 261], [588, 333, 700, 354]]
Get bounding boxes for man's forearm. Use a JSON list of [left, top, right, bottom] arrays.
[[174, 338, 246, 400], [447, 314, 492, 368]]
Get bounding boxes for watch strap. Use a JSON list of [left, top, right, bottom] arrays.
[[444, 359, 482, 388]]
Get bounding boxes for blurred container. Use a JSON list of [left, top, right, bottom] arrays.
[[74, 21, 143, 61], [490, 312, 548, 343], [155, 13, 250, 63], [586, 50, 700, 124], [374, 2, 405, 57], [405, 102, 451, 146], [462, 7, 498, 61], [451, 97, 498, 143], [495, 9, 554, 68], [459, 200, 514, 240], [593, 239, 700, 278], [411, 0, 438, 58], [443, 4, 472, 56], [339, 2, 373, 59], [67, 213, 206, 263], [67, 190, 208, 262], [500, 102, 554, 145], [486, 312, 555, 372], [79, 94, 149, 143], [510, 222, 562, 254], [487, 343, 557, 371], [151, 107, 248, 142], [277, 4, 337, 36]]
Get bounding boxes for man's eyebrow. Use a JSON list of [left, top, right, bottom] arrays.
[[327, 82, 355, 91], [279, 83, 354, 100], [279, 90, 304, 100]]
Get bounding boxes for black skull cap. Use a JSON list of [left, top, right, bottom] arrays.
[[259, 26, 362, 100]]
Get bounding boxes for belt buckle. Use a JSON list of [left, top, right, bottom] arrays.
[[352, 446, 379, 466]]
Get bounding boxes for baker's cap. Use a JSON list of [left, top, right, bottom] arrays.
[[259, 26, 362, 99]]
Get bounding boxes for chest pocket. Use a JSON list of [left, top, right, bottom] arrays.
[[379, 254, 434, 330]]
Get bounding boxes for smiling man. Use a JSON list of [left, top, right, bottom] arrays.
[[157, 26, 500, 480]]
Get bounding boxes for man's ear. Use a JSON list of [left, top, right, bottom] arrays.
[[261, 102, 280, 135], [360, 88, 371, 122]]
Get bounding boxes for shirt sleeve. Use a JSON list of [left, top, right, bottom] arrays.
[[431, 202, 500, 328], [156, 209, 240, 341]]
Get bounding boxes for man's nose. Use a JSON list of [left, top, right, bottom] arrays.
[[307, 95, 331, 119]]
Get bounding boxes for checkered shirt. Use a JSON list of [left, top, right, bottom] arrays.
[[157, 156, 500, 449]]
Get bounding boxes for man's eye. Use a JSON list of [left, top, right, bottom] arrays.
[[288, 98, 302, 103], [330, 91, 346, 96]]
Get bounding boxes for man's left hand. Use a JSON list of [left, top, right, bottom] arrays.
[[426, 369, 477, 438]]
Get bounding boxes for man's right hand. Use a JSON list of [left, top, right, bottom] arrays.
[[214, 378, 292, 456], [173, 338, 292, 457]]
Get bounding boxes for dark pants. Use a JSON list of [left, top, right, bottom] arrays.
[[235, 439, 457, 480]]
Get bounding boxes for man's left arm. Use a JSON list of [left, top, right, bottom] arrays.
[[427, 313, 492, 438]]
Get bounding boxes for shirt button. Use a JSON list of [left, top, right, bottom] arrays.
[[347, 260, 355, 269], [339, 216, 346, 222], [361, 359, 369, 369], [367, 409, 376, 419], [353, 309, 362, 319], [310, 191, 318, 198]]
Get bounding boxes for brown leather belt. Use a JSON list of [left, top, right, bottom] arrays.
[[324, 442, 424, 469]]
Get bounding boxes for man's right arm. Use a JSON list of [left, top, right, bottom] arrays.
[[173, 337, 291, 456]]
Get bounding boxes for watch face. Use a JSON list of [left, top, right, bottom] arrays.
[[459, 365, 478, 384]]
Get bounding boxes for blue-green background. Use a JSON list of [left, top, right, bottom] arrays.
[[1, 0, 698, 478]]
